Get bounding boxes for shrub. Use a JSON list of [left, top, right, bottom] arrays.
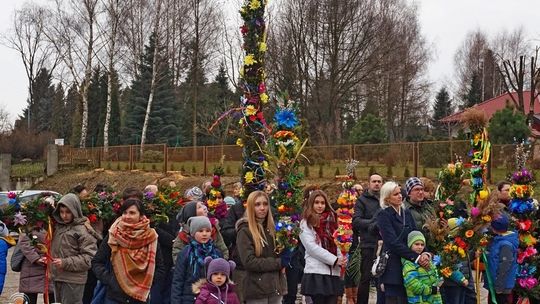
[[386, 165, 393, 178], [141, 150, 164, 163], [192, 165, 197, 174], [404, 167, 410, 178], [151, 164, 157, 171]]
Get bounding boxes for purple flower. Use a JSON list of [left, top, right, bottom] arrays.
[[144, 192, 155, 200], [14, 212, 27, 226]]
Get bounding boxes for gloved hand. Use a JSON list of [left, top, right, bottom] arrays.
[[280, 249, 293, 268]]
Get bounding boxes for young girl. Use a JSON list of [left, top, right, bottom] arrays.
[[236, 190, 287, 304], [171, 216, 222, 304], [300, 190, 345, 304], [192, 257, 240, 304], [402, 231, 442, 304]]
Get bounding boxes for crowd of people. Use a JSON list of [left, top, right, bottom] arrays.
[[3, 173, 520, 304]]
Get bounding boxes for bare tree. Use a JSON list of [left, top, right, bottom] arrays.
[[140, 0, 164, 154], [100, 0, 126, 152], [0, 105, 12, 134], [2, 4, 58, 129], [45, 0, 101, 147]]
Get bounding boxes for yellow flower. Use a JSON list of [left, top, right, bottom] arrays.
[[441, 267, 453, 278], [159, 194, 167, 203], [482, 215, 491, 222], [260, 93, 269, 104], [478, 189, 489, 200], [245, 105, 257, 116], [458, 247, 465, 258], [244, 54, 257, 66], [236, 138, 244, 147], [262, 161, 269, 170], [239, 67, 244, 77], [259, 42, 267, 52], [245, 171, 255, 183], [249, 0, 261, 10], [238, 118, 245, 125]]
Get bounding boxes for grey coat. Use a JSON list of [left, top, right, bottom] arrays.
[[18, 230, 54, 294]]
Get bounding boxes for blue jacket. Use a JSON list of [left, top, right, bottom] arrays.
[[0, 238, 10, 294], [485, 231, 518, 292], [376, 206, 419, 285], [171, 242, 222, 304]]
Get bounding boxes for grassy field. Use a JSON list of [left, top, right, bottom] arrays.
[[11, 162, 45, 178]]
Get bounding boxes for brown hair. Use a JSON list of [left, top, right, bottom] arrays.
[[245, 191, 275, 257], [302, 190, 335, 228]]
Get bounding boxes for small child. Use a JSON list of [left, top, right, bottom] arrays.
[[402, 231, 442, 304], [51, 193, 99, 304], [192, 257, 240, 304], [171, 216, 222, 304], [485, 214, 518, 304]]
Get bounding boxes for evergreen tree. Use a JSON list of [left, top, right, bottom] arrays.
[[348, 114, 387, 144], [87, 68, 107, 147], [15, 68, 55, 133], [123, 32, 178, 145], [66, 84, 82, 146], [463, 72, 482, 108], [51, 84, 65, 137], [488, 107, 530, 144], [431, 87, 453, 138]]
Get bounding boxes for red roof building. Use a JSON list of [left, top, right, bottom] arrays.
[[440, 90, 540, 123]]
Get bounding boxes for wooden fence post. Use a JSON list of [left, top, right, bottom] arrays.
[[414, 142, 419, 177], [203, 146, 208, 176], [129, 145, 134, 170], [163, 144, 168, 173]]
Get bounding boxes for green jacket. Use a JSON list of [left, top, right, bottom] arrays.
[[404, 198, 435, 231], [402, 259, 442, 304]]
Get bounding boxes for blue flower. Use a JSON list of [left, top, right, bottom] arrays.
[[456, 216, 465, 226], [433, 255, 441, 266], [274, 109, 298, 129]]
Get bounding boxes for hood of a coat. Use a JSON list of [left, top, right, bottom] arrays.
[[52, 193, 85, 225]]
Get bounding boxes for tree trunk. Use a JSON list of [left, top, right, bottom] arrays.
[[140, 0, 162, 156], [79, 1, 97, 148], [104, 0, 120, 154]]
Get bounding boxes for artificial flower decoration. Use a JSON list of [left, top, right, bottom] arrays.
[[249, 0, 261, 10], [260, 92, 269, 104], [236, 138, 244, 147], [244, 171, 255, 183], [274, 109, 299, 129], [245, 105, 257, 116], [244, 54, 257, 66]]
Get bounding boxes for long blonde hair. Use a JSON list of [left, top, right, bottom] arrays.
[[246, 190, 275, 257]]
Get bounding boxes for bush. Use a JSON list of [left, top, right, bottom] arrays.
[[170, 163, 176, 171], [404, 167, 410, 178], [141, 150, 164, 163], [318, 164, 324, 178], [335, 167, 340, 176], [151, 164, 157, 171], [125, 163, 130, 170], [386, 165, 393, 178], [192, 165, 197, 174]]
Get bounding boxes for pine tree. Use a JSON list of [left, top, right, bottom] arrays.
[[87, 68, 107, 147], [66, 84, 81, 145], [15, 68, 55, 133], [463, 72, 482, 108], [431, 87, 453, 138], [51, 84, 65, 138], [124, 33, 178, 145]]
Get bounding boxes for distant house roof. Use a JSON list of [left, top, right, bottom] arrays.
[[440, 91, 540, 123]]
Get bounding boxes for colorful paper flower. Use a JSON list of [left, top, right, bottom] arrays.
[[274, 109, 299, 129], [244, 54, 257, 66]]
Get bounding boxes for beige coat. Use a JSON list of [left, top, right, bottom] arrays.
[[18, 230, 54, 294]]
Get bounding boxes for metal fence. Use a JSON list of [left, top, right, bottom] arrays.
[[55, 140, 533, 181]]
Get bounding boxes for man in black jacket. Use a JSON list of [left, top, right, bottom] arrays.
[[352, 173, 383, 304]]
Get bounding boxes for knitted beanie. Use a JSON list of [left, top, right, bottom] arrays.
[[407, 230, 426, 248], [178, 201, 198, 224], [405, 177, 423, 195], [0, 220, 8, 237], [205, 257, 236, 282], [224, 196, 236, 206], [187, 216, 211, 236], [491, 214, 509, 232], [185, 187, 204, 201]]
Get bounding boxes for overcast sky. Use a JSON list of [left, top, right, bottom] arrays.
[[0, 0, 539, 123]]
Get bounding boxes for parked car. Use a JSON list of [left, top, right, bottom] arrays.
[[0, 190, 61, 205]]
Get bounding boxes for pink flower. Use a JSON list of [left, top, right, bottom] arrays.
[[518, 277, 539, 289], [14, 212, 27, 226], [470, 207, 480, 217]]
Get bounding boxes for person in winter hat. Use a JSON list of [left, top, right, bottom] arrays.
[[192, 257, 240, 304], [401, 231, 442, 304], [171, 216, 222, 304]]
